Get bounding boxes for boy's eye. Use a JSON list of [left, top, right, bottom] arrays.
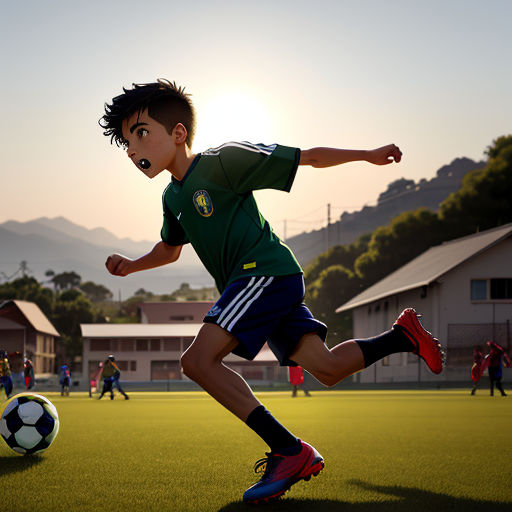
[[137, 128, 149, 138]]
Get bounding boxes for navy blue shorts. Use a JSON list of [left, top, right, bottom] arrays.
[[203, 274, 327, 365]]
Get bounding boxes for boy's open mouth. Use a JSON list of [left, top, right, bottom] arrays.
[[138, 159, 151, 170]]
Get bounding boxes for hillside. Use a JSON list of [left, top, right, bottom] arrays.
[[286, 157, 486, 265], [0, 219, 212, 298]]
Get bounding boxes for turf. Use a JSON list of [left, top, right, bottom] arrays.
[[0, 390, 511, 511]]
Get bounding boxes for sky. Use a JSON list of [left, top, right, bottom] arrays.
[[1, 0, 511, 243]]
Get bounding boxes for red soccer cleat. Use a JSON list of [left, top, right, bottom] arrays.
[[243, 440, 324, 504], [393, 308, 445, 374]]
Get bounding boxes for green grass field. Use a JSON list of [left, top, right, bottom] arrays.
[[1, 390, 511, 512]]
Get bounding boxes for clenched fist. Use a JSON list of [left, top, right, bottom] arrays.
[[105, 254, 133, 277], [367, 144, 402, 165]]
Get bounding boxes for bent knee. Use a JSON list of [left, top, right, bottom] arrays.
[[180, 349, 216, 380], [317, 371, 339, 388], [312, 362, 344, 388], [180, 350, 200, 379]]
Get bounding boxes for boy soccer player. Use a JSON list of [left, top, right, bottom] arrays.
[[100, 80, 444, 504]]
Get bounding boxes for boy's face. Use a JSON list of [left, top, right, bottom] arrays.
[[121, 109, 177, 178]]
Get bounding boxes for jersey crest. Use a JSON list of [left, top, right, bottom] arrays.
[[193, 189, 214, 217]]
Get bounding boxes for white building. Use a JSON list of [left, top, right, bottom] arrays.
[[81, 302, 280, 384], [337, 223, 512, 384]]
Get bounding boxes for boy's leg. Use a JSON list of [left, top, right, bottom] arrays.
[[291, 309, 443, 386], [181, 323, 323, 504], [181, 323, 261, 420]]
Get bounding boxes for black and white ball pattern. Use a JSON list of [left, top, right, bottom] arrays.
[[0, 394, 59, 455]]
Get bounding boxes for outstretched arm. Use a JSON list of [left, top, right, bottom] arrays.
[[105, 241, 182, 277], [299, 144, 402, 167]]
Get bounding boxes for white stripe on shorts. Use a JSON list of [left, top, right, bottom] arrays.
[[218, 276, 258, 327], [226, 277, 274, 332], [218, 276, 272, 330]]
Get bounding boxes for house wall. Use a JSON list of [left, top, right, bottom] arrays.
[[83, 336, 281, 383], [139, 302, 214, 324], [0, 305, 56, 375], [83, 336, 193, 381], [351, 238, 512, 383], [437, 238, 512, 367]]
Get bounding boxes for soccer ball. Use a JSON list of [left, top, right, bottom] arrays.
[[0, 393, 59, 455]]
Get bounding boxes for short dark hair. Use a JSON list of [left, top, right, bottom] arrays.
[[99, 79, 196, 147]]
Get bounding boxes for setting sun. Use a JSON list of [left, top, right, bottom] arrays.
[[193, 91, 273, 152]]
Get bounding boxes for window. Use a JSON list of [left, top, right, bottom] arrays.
[[117, 360, 128, 371], [118, 340, 134, 352], [150, 339, 161, 351], [381, 356, 390, 366], [130, 361, 137, 371], [471, 280, 487, 300], [163, 338, 181, 351], [169, 315, 194, 321], [490, 278, 512, 299], [136, 339, 149, 351], [90, 339, 111, 351], [471, 278, 512, 301]]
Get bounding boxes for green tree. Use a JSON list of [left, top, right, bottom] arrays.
[[53, 293, 106, 361], [306, 265, 361, 344], [80, 281, 113, 303], [304, 233, 370, 285], [439, 135, 512, 236], [51, 271, 81, 292], [354, 208, 446, 286], [0, 276, 54, 318]]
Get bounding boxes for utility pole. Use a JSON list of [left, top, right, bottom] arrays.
[[283, 219, 287, 242], [326, 203, 331, 252]]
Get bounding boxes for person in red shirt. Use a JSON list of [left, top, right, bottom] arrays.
[[483, 341, 511, 396], [470, 346, 484, 395], [288, 366, 311, 397]]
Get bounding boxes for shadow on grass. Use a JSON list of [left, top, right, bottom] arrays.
[[0, 454, 44, 476], [217, 480, 512, 512]]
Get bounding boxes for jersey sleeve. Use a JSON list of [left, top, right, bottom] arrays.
[[160, 201, 190, 246], [215, 142, 301, 194]]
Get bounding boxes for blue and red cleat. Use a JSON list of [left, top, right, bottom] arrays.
[[243, 440, 324, 504], [393, 308, 445, 374]]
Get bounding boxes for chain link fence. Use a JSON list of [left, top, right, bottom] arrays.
[[447, 322, 512, 366]]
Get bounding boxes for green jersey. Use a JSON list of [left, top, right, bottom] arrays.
[[161, 142, 302, 292]]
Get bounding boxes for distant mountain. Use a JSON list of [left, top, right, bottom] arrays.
[[286, 157, 486, 265], [0, 219, 212, 298]]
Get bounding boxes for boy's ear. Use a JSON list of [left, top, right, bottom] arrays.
[[173, 123, 188, 145]]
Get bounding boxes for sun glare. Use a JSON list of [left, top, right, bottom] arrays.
[[193, 92, 273, 151]]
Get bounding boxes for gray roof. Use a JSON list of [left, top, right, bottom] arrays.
[[0, 300, 60, 336], [337, 223, 512, 313]]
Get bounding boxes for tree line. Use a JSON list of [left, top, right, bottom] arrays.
[[304, 135, 512, 344]]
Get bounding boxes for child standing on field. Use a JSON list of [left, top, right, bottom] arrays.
[[100, 80, 444, 504], [483, 341, 511, 396], [288, 366, 311, 397], [0, 350, 13, 399]]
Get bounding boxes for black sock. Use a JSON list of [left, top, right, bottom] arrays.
[[356, 328, 415, 368], [246, 405, 301, 455]]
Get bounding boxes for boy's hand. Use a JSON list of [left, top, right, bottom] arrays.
[[367, 144, 402, 165], [105, 254, 133, 276]]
